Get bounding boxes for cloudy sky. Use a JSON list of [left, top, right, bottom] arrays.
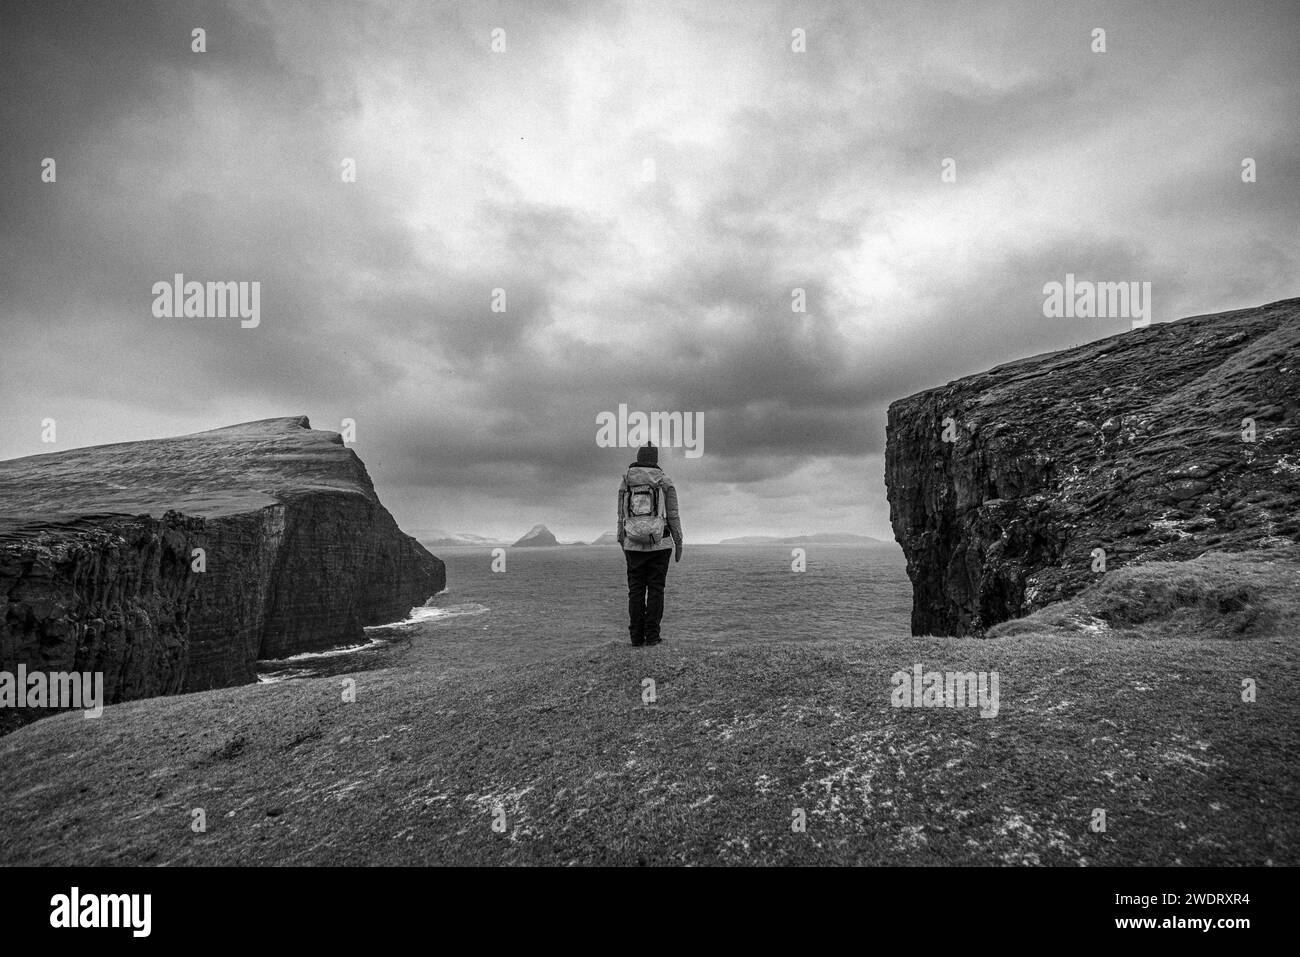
[[2, 0, 1297, 543]]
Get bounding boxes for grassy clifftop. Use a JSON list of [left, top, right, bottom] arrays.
[[2, 551, 1294, 866]]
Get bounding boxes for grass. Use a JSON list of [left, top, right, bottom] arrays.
[[990, 548, 1300, 641], [2, 550, 1296, 865]]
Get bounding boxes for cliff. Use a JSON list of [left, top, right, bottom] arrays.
[[885, 297, 1300, 636], [0, 417, 444, 727]]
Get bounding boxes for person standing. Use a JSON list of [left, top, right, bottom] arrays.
[[617, 441, 683, 646]]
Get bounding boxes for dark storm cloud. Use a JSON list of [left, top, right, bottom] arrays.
[[2, 0, 1297, 541]]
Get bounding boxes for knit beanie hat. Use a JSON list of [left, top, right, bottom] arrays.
[[635, 441, 658, 466]]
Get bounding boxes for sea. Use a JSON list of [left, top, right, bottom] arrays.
[[257, 544, 912, 682]]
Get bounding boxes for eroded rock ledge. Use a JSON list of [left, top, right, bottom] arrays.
[[885, 298, 1300, 636], [0, 417, 444, 724]]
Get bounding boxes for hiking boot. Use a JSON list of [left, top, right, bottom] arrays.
[[644, 636, 663, 646]]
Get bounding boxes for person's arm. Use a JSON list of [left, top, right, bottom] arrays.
[[616, 476, 627, 545], [664, 482, 683, 560]]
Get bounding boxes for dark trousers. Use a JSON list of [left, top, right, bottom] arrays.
[[624, 548, 671, 643]]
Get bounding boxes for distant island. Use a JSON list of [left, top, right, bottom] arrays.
[[512, 524, 560, 547], [427, 527, 894, 547], [420, 529, 509, 547], [425, 525, 609, 547], [510, 524, 590, 547], [718, 533, 892, 545]]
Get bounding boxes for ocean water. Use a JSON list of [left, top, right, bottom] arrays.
[[258, 544, 912, 681]]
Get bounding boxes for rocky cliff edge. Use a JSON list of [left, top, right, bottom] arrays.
[[885, 298, 1300, 636], [0, 417, 444, 726]]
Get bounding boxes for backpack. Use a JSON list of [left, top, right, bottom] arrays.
[[623, 467, 667, 546]]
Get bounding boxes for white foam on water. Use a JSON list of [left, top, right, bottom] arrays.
[[256, 667, 316, 683], [399, 602, 490, 625], [259, 636, 388, 664], [252, 600, 487, 683], [363, 601, 490, 630]]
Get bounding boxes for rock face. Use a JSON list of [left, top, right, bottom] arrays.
[[0, 417, 444, 724], [512, 524, 559, 547], [885, 298, 1300, 636]]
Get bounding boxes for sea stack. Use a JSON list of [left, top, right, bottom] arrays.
[[0, 417, 445, 721], [512, 524, 560, 547], [885, 298, 1300, 636]]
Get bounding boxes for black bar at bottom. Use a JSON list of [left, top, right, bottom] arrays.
[[0, 865, 1278, 944]]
